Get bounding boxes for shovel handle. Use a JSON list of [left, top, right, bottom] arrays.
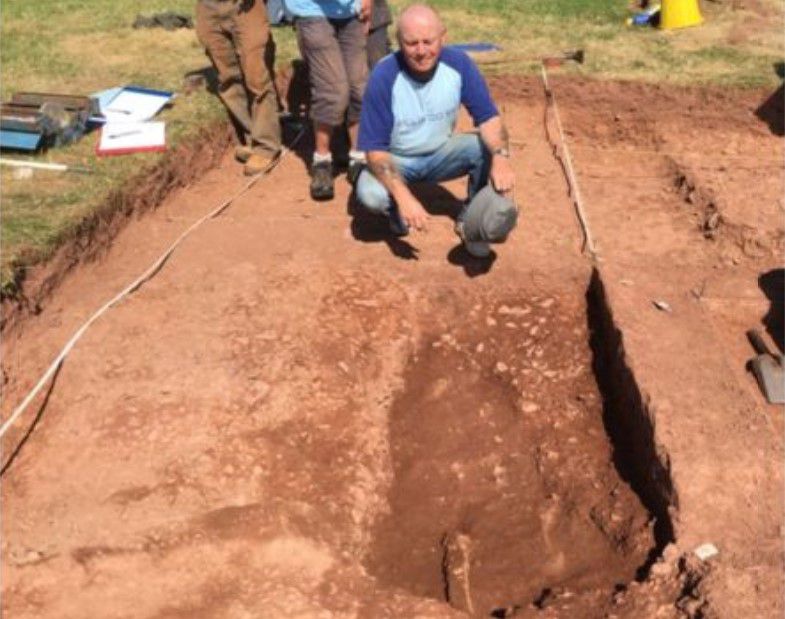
[[747, 329, 771, 356]]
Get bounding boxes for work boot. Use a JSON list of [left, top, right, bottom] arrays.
[[234, 145, 253, 163], [310, 160, 334, 201], [347, 158, 365, 186], [244, 150, 280, 176]]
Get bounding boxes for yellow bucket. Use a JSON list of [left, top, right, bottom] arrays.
[[660, 0, 703, 29]]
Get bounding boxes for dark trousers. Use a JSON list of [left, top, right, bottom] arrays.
[[367, 24, 391, 68]]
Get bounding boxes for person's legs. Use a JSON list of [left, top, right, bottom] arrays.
[[366, 25, 391, 69], [356, 135, 516, 251], [355, 155, 423, 235], [368, 0, 392, 68], [313, 122, 332, 158], [414, 133, 490, 199], [345, 121, 366, 183], [296, 17, 351, 199], [195, 2, 254, 147], [234, 0, 281, 173], [336, 18, 368, 181], [263, 31, 281, 109], [335, 18, 367, 145], [355, 170, 410, 236], [456, 184, 518, 250], [355, 170, 391, 216], [415, 136, 516, 256], [411, 132, 507, 256], [356, 135, 487, 212]]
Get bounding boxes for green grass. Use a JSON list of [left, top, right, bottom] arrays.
[[1, 0, 782, 291], [420, 0, 783, 84], [429, 0, 626, 20], [0, 0, 298, 290]]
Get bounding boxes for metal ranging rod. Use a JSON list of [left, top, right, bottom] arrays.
[[539, 60, 598, 259]]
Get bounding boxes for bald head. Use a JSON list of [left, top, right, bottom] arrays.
[[397, 4, 444, 39], [396, 4, 446, 77]]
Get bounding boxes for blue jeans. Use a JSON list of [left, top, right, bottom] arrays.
[[356, 133, 490, 219]]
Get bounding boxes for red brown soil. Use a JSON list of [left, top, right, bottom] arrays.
[[1, 123, 232, 328], [369, 289, 652, 615], [1, 75, 783, 618]]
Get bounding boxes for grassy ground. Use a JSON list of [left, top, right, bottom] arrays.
[[1, 0, 782, 291], [425, 0, 783, 84], [0, 0, 227, 290]]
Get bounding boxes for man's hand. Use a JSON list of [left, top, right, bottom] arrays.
[[367, 150, 430, 232], [397, 194, 430, 232], [359, 0, 372, 24], [490, 155, 515, 195], [479, 116, 516, 196]]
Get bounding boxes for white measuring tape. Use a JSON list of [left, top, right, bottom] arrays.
[[540, 64, 597, 259], [1, 129, 305, 440]]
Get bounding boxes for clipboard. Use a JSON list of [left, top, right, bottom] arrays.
[[96, 121, 166, 156], [97, 86, 173, 123]]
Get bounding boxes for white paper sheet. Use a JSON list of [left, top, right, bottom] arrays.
[[97, 121, 166, 155]]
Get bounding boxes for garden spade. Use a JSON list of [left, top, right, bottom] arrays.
[[746, 329, 785, 404]]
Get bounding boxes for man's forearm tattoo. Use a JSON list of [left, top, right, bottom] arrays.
[[370, 160, 402, 183]]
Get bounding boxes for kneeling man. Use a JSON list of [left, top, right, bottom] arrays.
[[355, 3, 517, 257]]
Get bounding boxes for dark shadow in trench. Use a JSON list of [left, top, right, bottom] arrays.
[[759, 268, 784, 354], [586, 269, 676, 579], [754, 63, 784, 137]]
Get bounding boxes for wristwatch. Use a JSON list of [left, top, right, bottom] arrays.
[[492, 147, 510, 158]]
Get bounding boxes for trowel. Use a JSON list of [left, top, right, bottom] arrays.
[[746, 329, 785, 404]]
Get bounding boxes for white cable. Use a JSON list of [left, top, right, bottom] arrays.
[[0, 130, 304, 440], [540, 64, 597, 259]]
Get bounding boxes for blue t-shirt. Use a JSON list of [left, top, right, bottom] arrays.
[[358, 47, 498, 157], [284, 0, 359, 19]]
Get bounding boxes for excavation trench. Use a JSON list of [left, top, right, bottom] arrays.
[[366, 272, 675, 616]]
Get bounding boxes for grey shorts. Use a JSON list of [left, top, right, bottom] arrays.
[[296, 17, 368, 126]]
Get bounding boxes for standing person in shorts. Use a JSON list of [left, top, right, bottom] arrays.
[[195, 0, 282, 176], [285, 0, 371, 201]]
